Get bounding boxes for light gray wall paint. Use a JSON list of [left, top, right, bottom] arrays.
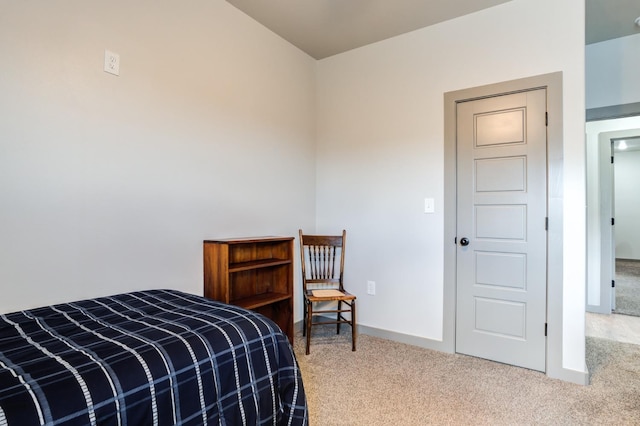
[[316, 0, 586, 380], [615, 149, 640, 260], [0, 1, 317, 314], [586, 34, 640, 109]]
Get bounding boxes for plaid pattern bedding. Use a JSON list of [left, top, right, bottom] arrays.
[[0, 289, 307, 425]]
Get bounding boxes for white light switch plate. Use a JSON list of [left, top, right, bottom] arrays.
[[424, 198, 435, 213]]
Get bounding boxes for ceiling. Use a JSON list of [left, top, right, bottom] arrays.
[[226, 0, 640, 59], [586, 0, 640, 45]]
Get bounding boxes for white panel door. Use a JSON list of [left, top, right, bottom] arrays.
[[455, 89, 547, 372]]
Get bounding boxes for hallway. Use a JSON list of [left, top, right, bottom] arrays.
[[586, 312, 640, 345]]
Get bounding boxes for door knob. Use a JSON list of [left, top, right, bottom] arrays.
[[460, 237, 470, 246]]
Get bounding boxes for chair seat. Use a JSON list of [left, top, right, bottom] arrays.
[[306, 289, 356, 302]]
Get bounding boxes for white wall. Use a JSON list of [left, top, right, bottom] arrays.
[[585, 117, 640, 308], [586, 33, 640, 109], [316, 0, 586, 375], [0, 1, 317, 313], [615, 149, 640, 260]]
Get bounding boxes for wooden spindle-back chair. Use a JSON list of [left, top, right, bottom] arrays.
[[299, 229, 356, 354]]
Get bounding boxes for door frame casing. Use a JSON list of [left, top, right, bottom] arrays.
[[443, 72, 585, 384], [589, 127, 640, 314]]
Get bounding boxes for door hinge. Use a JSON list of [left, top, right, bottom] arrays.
[[545, 217, 549, 231], [545, 112, 548, 126], [611, 156, 614, 164], [612, 280, 616, 288], [612, 218, 615, 226], [454, 237, 457, 245], [544, 323, 548, 337]]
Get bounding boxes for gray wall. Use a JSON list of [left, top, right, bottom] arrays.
[[615, 149, 640, 260], [0, 1, 317, 313]]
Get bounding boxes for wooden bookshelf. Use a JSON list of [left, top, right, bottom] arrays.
[[203, 236, 294, 343]]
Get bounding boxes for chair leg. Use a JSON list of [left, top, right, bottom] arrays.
[[351, 301, 356, 352], [302, 300, 307, 337], [336, 300, 342, 335], [305, 301, 313, 355]]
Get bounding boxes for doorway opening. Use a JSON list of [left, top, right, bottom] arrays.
[[586, 116, 640, 316], [585, 111, 640, 347]]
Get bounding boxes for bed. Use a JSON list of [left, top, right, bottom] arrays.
[[0, 289, 308, 425]]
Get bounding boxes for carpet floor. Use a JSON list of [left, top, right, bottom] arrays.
[[615, 259, 640, 317], [294, 328, 640, 425]]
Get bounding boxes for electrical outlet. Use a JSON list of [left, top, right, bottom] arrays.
[[104, 50, 120, 76], [367, 280, 376, 295]]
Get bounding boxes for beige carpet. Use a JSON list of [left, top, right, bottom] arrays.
[[293, 328, 640, 425]]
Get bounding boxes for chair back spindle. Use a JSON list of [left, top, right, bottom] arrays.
[[309, 244, 337, 280]]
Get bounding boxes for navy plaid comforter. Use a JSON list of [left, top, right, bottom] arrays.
[[0, 289, 307, 425]]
